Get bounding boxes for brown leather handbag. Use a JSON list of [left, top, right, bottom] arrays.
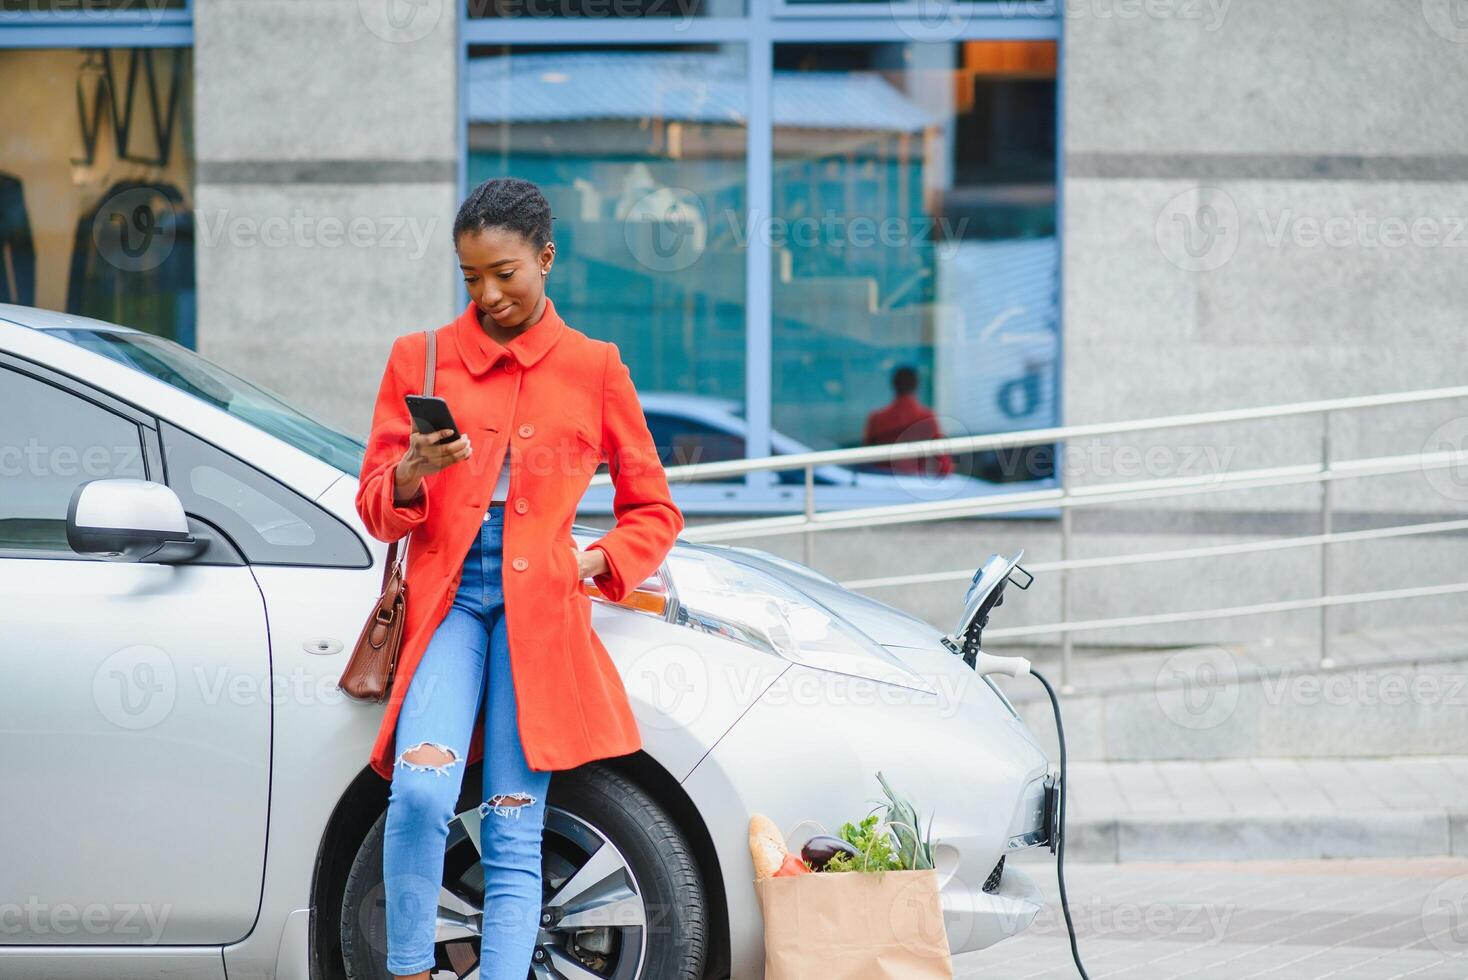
[[338, 329, 436, 703]]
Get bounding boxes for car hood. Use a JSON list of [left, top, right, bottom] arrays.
[[698, 542, 950, 648]]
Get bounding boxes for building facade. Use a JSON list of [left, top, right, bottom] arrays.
[[4, 0, 1464, 645]]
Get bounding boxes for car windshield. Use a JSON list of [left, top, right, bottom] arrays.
[[51, 329, 366, 476]]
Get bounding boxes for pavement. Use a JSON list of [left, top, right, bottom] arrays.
[[961, 856, 1468, 978]]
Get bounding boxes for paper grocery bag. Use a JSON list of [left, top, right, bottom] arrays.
[[754, 868, 954, 980]]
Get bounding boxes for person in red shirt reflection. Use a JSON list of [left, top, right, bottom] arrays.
[[861, 364, 954, 477]]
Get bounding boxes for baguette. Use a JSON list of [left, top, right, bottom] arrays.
[[747, 813, 788, 880]]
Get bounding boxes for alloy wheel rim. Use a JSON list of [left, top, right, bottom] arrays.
[[419, 802, 649, 979]]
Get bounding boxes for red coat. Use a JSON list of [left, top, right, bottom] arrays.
[[354, 296, 684, 780]]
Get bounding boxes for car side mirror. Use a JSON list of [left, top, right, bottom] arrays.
[[67, 478, 208, 563]]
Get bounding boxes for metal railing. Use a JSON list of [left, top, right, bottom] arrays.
[[589, 385, 1468, 688]]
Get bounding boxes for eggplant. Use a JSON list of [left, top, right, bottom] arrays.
[[800, 834, 860, 871]]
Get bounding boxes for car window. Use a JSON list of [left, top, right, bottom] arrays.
[[644, 412, 745, 481], [50, 327, 365, 476], [161, 421, 369, 568], [0, 366, 147, 554]]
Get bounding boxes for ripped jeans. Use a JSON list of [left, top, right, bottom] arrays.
[[382, 503, 553, 977]]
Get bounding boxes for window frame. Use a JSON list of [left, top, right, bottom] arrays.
[[158, 418, 372, 570], [0, 353, 164, 561], [0, 0, 193, 48], [456, 0, 1062, 515]]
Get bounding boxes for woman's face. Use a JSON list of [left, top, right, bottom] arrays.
[[456, 226, 554, 331]]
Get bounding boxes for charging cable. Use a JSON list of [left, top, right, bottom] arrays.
[[969, 653, 1091, 979]]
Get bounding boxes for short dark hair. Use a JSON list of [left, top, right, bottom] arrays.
[[892, 364, 918, 395], [453, 177, 553, 250]]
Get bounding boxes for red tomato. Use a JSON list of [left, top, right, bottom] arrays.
[[772, 853, 814, 877]]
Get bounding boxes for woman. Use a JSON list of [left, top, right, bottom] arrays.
[[352, 177, 685, 979]]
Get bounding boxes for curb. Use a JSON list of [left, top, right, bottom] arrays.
[[1023, 808, 1468, 863]]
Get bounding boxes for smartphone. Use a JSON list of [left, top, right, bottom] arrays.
[[404, 395, 461, 446]]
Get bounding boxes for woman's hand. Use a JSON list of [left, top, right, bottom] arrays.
[[570, 542, 609, 580], [395, 428, 472, 501]]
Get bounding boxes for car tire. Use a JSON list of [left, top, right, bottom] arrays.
[[340, 763, 708, 980]]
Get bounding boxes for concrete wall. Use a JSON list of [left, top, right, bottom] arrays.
[[1042, 0, 1468, 646], [1061, 0, 1468, 509], [192, 0, 459, 436]]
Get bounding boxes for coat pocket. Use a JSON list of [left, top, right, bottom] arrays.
[[557, 539, 584, 594], [574, 424, 600, 454], [573, 424, 605, 474]]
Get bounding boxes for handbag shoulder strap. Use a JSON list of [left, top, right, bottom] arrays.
[[379, 329, 436, 590]]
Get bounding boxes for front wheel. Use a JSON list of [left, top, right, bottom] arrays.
[[340, 763, 709, 979]]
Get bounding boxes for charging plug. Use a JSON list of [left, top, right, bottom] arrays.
[[971, 652, 1032, 678]]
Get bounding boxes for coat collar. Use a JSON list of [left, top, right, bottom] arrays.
[[452, 294, 566, 376]]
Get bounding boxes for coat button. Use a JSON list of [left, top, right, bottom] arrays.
[[505, 360, 518, 373], [514, 498, 529, 514], [512, 557, 529, 571], [518, 423, 535, 438]]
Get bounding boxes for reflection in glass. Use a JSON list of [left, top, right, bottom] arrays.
[[0, 367, 146, 552], [466, 44, 748, 478], [772, 41, 1058, 486], [53, 328, 366, 476], [0, 47, 194, 344]]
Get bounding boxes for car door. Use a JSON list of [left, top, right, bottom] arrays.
[[0, 357, 269, 959]]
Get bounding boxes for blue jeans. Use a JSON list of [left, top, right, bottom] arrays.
[[382, 504, 553, 977]]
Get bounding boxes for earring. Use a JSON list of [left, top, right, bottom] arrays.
[[541, 269, 548, 276]]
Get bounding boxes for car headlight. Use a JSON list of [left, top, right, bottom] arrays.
[[664, 550, 936, 694]]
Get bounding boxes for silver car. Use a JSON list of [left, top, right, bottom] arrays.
[[0, 305, 1054, 980]]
